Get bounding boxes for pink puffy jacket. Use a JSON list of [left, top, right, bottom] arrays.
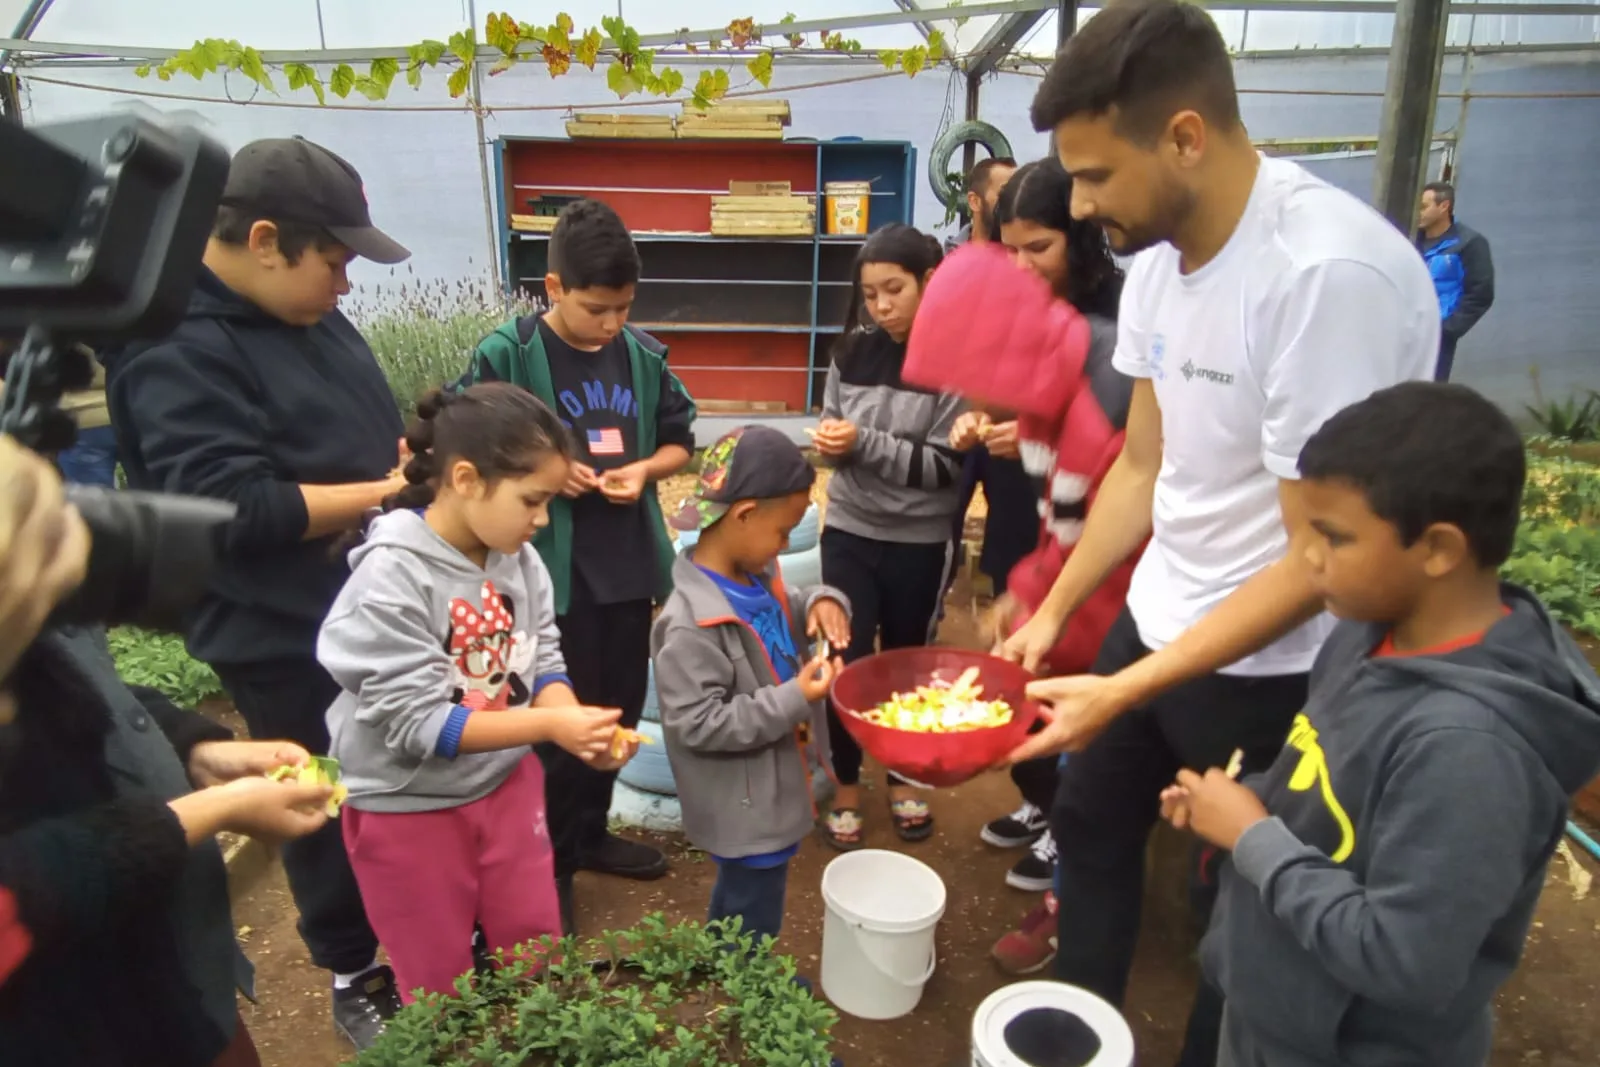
[[904, 242, 1140, 675]]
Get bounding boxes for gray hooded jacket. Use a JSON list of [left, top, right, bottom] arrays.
[[1206, 584, 1600, 1067], [318, 510, 568, 813], [651, 551, 847, 858]]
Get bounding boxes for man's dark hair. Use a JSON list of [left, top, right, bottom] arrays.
[[1423, 180, 1456, 215], [549, 199, 642, 290], [1298, 382, 1525, 567], [212, 204, 338, 266], [965, 157, 1017, 198], [1029, 0, 1241, 143]]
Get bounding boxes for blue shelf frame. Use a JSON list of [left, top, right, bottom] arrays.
[[494, 135, 916, 412]]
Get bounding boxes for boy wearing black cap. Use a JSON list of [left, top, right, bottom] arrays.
[[652, 427, 851, 944], [104, 137, 410, 1049]]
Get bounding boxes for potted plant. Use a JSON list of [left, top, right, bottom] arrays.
[[350, 914, 838, 1067]]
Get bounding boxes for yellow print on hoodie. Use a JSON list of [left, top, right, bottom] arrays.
[[1286, 713, 1357, 862]]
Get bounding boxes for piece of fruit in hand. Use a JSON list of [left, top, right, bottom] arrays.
[[609, 726, 653, 760], [266, 756, 348, 817]]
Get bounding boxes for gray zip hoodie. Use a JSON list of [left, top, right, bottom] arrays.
[[1204, 584, 1600, 1067], [821, 328, 966, 544], [318, 510, 569, 813], [651, 551, 848, 859]]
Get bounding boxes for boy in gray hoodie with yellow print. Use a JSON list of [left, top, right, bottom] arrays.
[[1160, 383, 1600, 1067], [652, 427, 851, 946]]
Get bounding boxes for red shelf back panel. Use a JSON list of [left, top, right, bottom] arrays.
[[506, 140, 819, 233], [666, 332, 810, 411]]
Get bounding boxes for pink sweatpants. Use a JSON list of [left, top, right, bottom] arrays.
[[342, 754, 560, 1002]]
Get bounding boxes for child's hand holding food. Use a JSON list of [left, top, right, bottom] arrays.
[[545, 704, 623, 762], [598, 462, 648, 504], [1171, 766, 1268, 851], [798, 655, 842, 703], [949, 411, 993, 452], [562, 461, 600, 498], [808, 419, 858, 458], [591, 725, 652, 771]]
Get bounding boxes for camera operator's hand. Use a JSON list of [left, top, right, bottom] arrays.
[[169, 776, 332, 847], [0, 435, 91, 688], [187, 740, 311, 789]]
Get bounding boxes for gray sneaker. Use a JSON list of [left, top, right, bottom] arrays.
[[332, 964, 401, 1050]]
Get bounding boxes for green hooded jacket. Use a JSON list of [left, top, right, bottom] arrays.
[[464, 320, 695, 615]]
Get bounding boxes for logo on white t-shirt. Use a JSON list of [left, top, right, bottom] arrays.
[[1179, 359, 1235, 386], [1149, 333, 1167, 381]]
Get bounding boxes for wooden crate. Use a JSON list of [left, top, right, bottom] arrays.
[[510, 213, 558, 233], [567, 119, 678, 141], [683, 99, 792, 125]]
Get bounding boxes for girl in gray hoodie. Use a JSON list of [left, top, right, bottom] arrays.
[[318, 384, 631, 1002], [813, 225, 967, 847]]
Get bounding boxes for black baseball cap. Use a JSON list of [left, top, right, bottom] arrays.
[[218, 137, 410, 264], [669, 425, 816, 531]]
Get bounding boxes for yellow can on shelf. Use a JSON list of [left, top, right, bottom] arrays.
[[824, 181, 872, 235]]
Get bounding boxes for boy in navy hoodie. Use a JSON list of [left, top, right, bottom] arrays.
[[1161, 381, 1600, 1067], [105, 137, 410, 1049]]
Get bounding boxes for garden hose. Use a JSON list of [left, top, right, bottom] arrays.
[[928, 120, 1015, 211]]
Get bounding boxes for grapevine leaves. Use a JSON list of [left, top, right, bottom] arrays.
[[135, 13, 946, 104]]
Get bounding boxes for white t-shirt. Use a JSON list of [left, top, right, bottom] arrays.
[[1114, 156, 1439, 676]]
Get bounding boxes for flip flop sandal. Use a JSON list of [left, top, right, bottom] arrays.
[[823, 808, 864, 851], [890, 797, 935, 842]]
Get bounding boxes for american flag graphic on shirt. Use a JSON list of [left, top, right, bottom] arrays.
[[587, 427, 625, 456]]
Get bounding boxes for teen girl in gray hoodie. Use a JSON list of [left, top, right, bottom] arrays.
[[812, 224, 966, 848]]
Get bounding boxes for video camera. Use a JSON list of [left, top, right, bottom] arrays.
[[0, 111, 236, 631]]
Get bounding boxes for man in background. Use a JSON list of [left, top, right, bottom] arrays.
[[946, 155, 1017, 249], [1417, 180, 1495, 382]]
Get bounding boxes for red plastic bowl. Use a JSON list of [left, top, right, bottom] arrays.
[[830, 648, 1041, 788]]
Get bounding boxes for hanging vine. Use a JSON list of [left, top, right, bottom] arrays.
[[133, 12, 948, 111]]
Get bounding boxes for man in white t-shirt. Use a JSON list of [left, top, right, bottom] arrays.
[[998, 1, 1438, 1063]]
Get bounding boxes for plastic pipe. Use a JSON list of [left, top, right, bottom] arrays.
[[1565, 820, 1600, 863]]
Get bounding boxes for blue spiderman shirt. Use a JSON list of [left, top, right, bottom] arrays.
[[697, 565, 803, 869]]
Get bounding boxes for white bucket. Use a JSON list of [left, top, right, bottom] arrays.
[[971, 981, 1135, 1067], [820, 849, 946, 1020]]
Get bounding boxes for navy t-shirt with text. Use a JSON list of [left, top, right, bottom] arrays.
[[540, 320, 656, 605]]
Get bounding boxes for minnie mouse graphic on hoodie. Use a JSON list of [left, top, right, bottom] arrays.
[[319, 509, 571, 813]]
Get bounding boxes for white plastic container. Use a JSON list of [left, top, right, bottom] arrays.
[[971, 981, 1135, 1067], [820, 849, 946, 1020]]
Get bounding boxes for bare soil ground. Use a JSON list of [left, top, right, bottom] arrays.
[[226, 473, 1600, 1066]]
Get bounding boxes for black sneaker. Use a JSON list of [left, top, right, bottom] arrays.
[[578, 832, 669, 880], [1005, 830, 1057, 892], [332, 964, 402, 1050], [981, 802, 1049, 849]]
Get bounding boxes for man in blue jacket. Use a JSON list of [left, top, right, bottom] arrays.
[[103, 137, 410, 1051], [1417, 181, 1495, 382]]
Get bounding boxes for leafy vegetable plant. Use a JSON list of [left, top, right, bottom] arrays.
[[107, 627, 223, 708], [351, 915, 837, 1067], [1505, 451, 1600, 637]]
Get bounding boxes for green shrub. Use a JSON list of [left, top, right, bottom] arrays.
[[107, 627, 223, 708], [1505, 451, 1600, 637], [350, 270, 538, 414], [351, 915, 836, 1067]]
